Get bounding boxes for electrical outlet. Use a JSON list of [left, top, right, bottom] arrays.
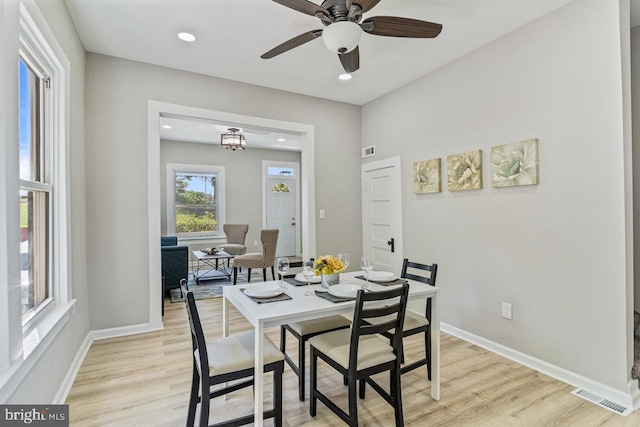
[[253, 240, 258, 247], [502, 303, 512, 320], [319, 209, 325, 219]]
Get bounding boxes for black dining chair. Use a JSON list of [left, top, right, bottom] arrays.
[[181, 280, 285, 427], [366, 259, 438, 378], [308, 283, 410, 426]]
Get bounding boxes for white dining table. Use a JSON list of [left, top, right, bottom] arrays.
[[222, 270, 440, 427]]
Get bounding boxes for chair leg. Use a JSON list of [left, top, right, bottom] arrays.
[[186, 363, 199, 427], [310, 347, 318, 417], [392, 368, 404, 427], [271, 265, 276, 280], [298, 337, 306, 401], [280, 326, 286, 352], [233, 267, 238, 285], [358, 378, 366, 399], [247, 268, 252, 283], [199, 375, 210, 427], [274, 365, 283, 427], [348, 374, 358, 427], [263, 268, 267, 282]]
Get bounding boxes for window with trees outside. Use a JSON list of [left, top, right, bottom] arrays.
[[174, 171, 223, 238], [19, 53, 52, 319]]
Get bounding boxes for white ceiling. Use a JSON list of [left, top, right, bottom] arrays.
[[65, 0, 640, 146], [65, 0, 579, 106]]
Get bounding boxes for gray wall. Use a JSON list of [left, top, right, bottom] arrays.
[[362, 0, 631, 392], [85, 54, 361, 330], [160, 139, 301, 254], [0, 0, 89, 402], [632, 25, 640, 319]]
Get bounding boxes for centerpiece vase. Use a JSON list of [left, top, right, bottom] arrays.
[[320, 273, 340, 289]]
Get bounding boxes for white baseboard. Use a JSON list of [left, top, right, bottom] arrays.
[[441, 322, 637, 411], [53, 333, 93, 404], [91, 322, 163, 341], [51, 322, 165, 403]]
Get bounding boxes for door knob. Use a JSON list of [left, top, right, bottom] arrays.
[[387, 238, 395, 253]]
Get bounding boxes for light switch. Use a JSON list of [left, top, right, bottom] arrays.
[[319, 209, 325, 219]]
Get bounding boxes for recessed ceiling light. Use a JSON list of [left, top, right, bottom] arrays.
[[338, 73, 352, 81], [277, 138, 286, 142], [178, 32, 197, 42], [162, 125, 172, 129]]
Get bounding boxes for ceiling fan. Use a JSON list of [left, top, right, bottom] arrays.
[[261, 0, 442, 73]]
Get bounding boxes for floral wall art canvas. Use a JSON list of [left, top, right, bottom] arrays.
[[413, 158, 441, 193], [447, 150, 482, 191], [491, 139, 539, 187]]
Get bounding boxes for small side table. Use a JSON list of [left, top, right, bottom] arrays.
[[192, 250, 234, 284]]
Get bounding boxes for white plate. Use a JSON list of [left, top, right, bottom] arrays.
[[243, 283, 285, 298], [367, 271, 397, 282], [328, 284, 361, 299], [295, 273, 321, 284]]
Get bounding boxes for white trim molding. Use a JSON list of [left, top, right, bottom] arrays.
[[442, 322, 638, 411], [148, 101, 316, 330]]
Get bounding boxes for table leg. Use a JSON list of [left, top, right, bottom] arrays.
[[254, 321, 265, 427], [431, 292, 440, 400]]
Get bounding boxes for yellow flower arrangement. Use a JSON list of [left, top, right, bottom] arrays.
[[314, 255, 345, 276]]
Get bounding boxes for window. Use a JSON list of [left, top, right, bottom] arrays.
[[175, 173, 218, 237], [19, 50, 52, 320], [271, 183, 291, 193], [167, 164, 226, 240], [267, 166, 294, 176]]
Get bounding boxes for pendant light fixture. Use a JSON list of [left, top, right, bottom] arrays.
[[220, 128, 246, 151]]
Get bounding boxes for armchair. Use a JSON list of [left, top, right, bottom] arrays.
[[161, 236, 189, 295]]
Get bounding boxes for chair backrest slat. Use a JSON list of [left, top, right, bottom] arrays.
[[401, 259, 438, 322], [348, 285, 409, 369]]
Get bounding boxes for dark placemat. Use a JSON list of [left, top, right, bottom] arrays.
[[315, 290, 354, 303], [354, 276, 408, 286], [284, 277, 308, 286], [240, 289, 293, 304]]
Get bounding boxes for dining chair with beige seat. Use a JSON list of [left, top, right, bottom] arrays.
[[309, 283, 410, 426], [232, 229, 279, 284], [181, 280, 285, 427], [367, 259, 438, 378], [280, 315, 352, 401]]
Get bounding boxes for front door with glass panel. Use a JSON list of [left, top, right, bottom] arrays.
[[266, 177, 297, 257]]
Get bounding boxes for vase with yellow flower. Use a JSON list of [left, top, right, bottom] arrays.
[[314, 255, 346, 289]]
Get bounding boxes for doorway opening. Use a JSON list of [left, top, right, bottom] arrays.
[[148, 101, 316, 329]]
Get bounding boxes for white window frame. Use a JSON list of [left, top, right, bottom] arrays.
[[0, 2, 73, 399], [166, 163, 226, 242]]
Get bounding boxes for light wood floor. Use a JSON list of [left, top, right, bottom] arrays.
[[66, 297, 640, 426]]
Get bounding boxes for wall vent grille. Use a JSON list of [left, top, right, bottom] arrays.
[[571, 388, 632, 416], [362, 145, 375, 158]]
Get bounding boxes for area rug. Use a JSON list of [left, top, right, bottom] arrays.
[[169, 270, 269, 302]]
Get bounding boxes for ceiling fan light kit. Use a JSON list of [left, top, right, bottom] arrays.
[[263, 0, 442, 73], [220, 128, 246, 151], [322, 21, 362, 54]]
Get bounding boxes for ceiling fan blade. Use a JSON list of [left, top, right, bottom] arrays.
[[261, 30, 323, 59], [339, 46, 360, 73], [347, 0, 381, 14], [271, 0, 329, 17], [362, 16, 442, 38]]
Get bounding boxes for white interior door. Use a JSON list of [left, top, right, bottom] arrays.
[[362, 157, 403, 274], [266, 177, 297, 257]]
